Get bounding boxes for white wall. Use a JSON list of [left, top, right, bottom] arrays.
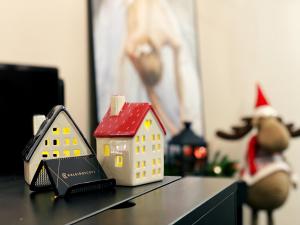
[[0, 1, 90, 138], [197, 0, 300, 224]]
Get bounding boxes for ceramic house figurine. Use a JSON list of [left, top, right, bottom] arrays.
[[94, 96, 166, 186], [23, 105, 94, 186]]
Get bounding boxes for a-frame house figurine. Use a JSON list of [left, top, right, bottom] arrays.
[[23, 105, 94, 187]]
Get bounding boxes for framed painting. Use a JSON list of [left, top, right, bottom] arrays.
[[89, 0, 204, 138]]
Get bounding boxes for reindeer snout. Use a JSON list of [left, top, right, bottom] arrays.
[[257, 118, 290, 153]]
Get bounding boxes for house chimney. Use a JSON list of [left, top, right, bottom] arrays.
[[110, 95, 125, 116], [33, 115, 46, 135]]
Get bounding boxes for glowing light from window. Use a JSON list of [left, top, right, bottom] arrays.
[[65, 139, 70, 145], [73, 138, 78, 145], [63, 127, 70, 134], [52, 128, 59, 135], [104, 144, 110, 156], [53, 150, 59, 157], [194, 147, 207, 159], [63, 150, 70, 157], [74, 149, 81, 156], [183, 146, 193, 156]]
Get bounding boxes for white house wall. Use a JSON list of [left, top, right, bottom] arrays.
[[132, 111, 164, 185], [96, 137, 132, 185]]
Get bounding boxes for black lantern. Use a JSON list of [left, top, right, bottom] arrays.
[[166, 122, 208, 176]]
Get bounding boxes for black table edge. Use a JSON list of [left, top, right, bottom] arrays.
[[67, 176, 182, 225], [171, 179, 240, 225]]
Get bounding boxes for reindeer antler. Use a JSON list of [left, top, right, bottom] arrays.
[[285, 123, 300, 137], [216, 117, 253, 140]]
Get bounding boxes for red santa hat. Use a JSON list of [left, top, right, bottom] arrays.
[[253, 84, 278, 118]]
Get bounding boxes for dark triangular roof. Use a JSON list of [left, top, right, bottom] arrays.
[[22, 105, 94, 162], [168, 122, 207, 146]]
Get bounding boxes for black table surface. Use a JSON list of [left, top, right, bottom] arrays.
[[77, 177, 239, 225], [0, 176, 180, 225]]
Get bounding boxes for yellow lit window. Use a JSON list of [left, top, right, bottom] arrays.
[[136, 146, 140, 153], [157, 144, 161, 151], [142, 146, 146, 153], [152, 159, 156, 165], [42, 151, 49, 158], [142, 161, 146, 167], [104, 144, 110, 156], [152, 169, 156, 175], [63, 127, 70, 134], [152, 144, 156, 151], [157, 158, 161, 165], [135, 136, 139, 142], [142, 171, 146, 177], [144, 119, 151, 129], [74, 149, 81, 156], [151, 134, 155, 141], [65, 139, 70, 145], [157, 134, 160, 140], [142, 135, 146, 142], [53, 150, 59, 157], [115, 155, 123, 168], [44, 138, 49, 146], [63, 150, 70, 157], [136, 172, 140, 179], [52, 127, 60, 135], [53, 139, 60, 146], [158, 168, 161, 174], [136, 161, 140, 168], [73, 138, 78, 145]]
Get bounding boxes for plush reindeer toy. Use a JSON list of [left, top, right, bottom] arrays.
[[216, 85, 299, 225]]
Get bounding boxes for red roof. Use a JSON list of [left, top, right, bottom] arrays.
[[94, 103, 166, 138]]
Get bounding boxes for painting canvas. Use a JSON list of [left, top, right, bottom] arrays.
[[90, 0, 204, 139]]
